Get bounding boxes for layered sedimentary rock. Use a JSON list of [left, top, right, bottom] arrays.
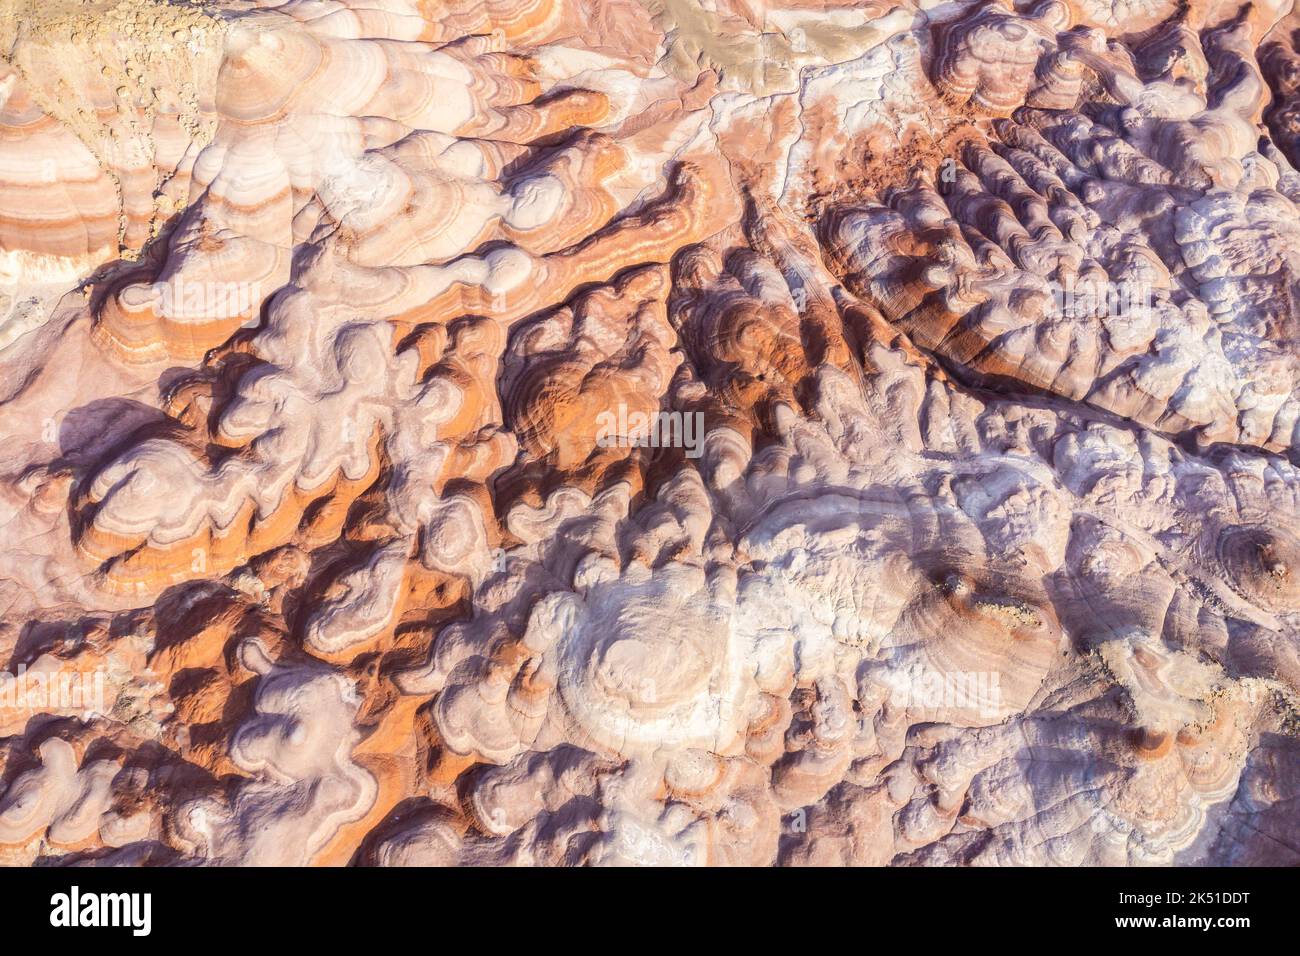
[[0, 0, 1298, 866]]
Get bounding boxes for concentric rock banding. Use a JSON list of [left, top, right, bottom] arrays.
[[0, 0, 1297, 868]]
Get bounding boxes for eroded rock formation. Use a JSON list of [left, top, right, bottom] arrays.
[[0, 0, 1298, 866]]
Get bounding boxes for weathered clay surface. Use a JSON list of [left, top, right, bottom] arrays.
[[0, 0, 1298, 866]]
